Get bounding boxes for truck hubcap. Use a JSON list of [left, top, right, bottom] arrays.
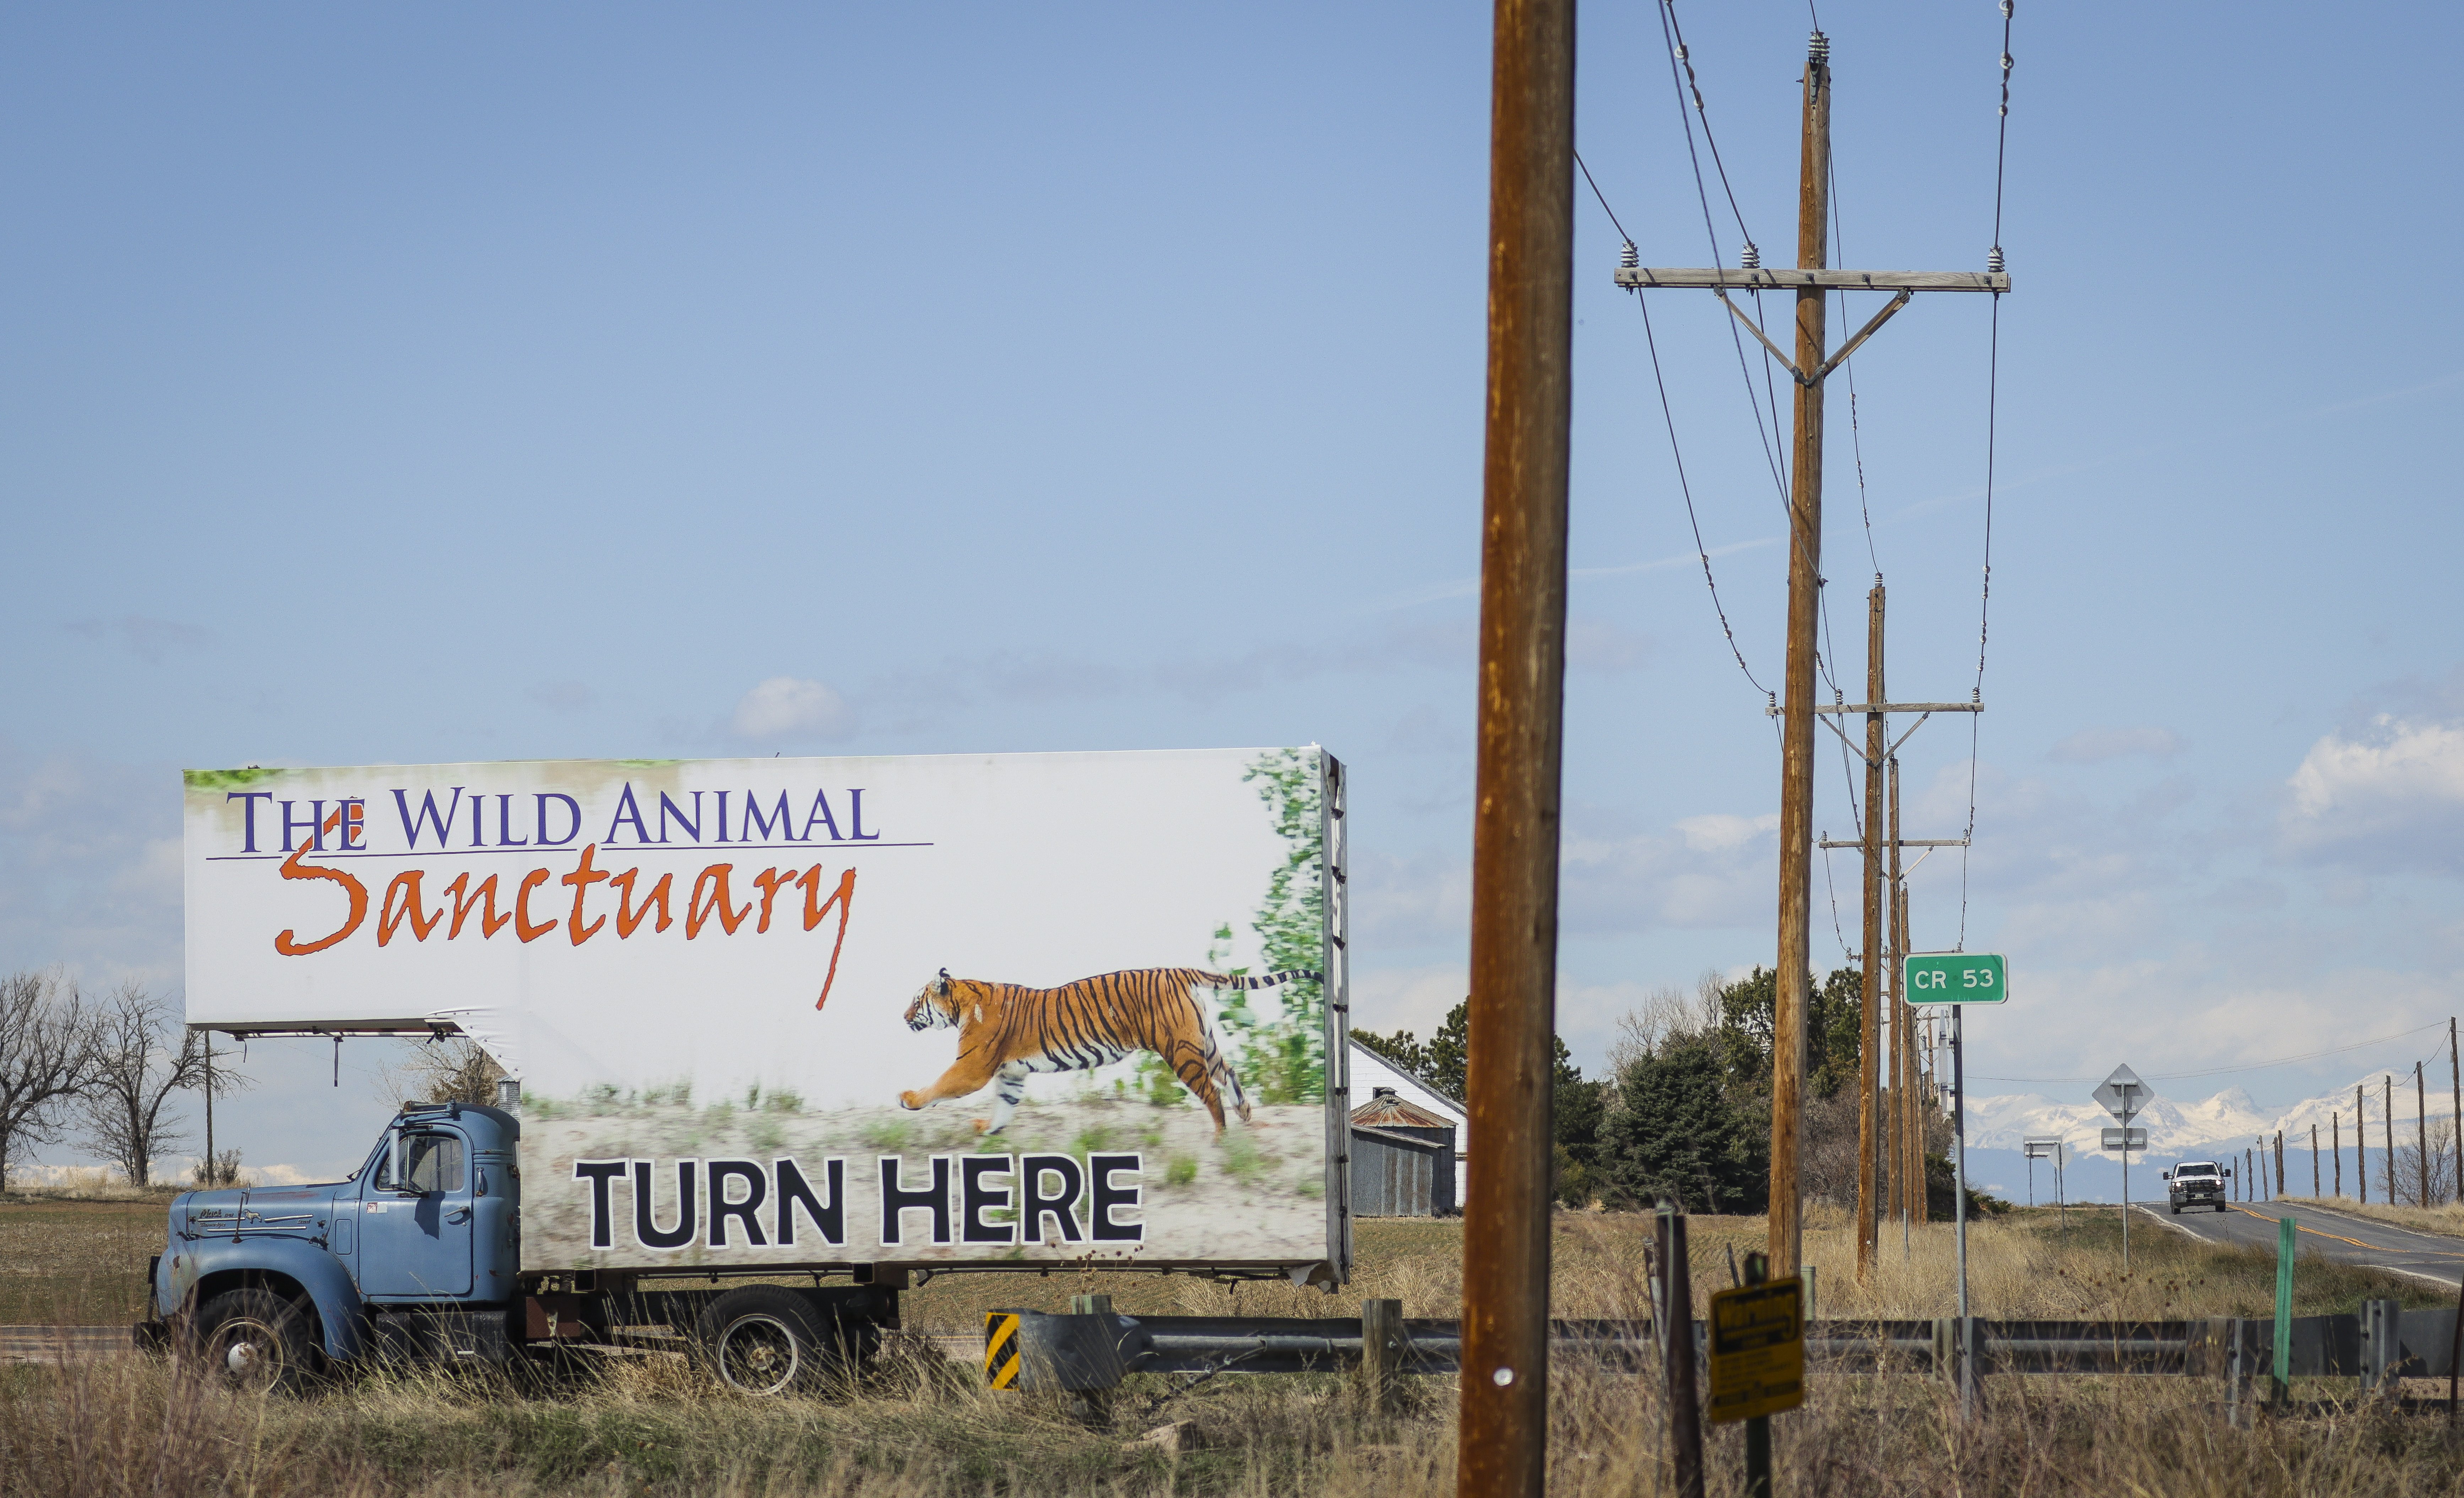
[[716, 1316, 799, 1394], [212, 1321, 282, 1386]]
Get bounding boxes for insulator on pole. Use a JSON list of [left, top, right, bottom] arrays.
[[1987, 247, 2006, 274], [1621, 242, 1640, 271], [1740, 241, 1762, 270], [1809, 31, 1829, 66]]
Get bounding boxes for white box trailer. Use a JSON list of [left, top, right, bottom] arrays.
[[149, 747, 1352, 1390]]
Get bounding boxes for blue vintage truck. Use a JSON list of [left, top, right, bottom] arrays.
[[135, 1097, 899, 1393]]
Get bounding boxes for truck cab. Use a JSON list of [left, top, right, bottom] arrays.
[[141, 1098, 893, 1393], [144, 1101, 522, 1388], [2162, 1159, 2229, 1214]]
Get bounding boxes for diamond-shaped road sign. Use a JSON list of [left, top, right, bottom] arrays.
[[2094, 1064, 2149, 1121]]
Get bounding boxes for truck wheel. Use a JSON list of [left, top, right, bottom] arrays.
[[693, 1286, 845, 1396], [186, 1288, 318, 1393], [2170, 1204, 2179, 1215]]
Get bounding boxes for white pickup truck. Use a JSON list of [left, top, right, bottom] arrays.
[[2162, 1160, 2230, 1213]]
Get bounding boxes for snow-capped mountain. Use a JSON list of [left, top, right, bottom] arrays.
[[1964, 1072, 2452, 1158]]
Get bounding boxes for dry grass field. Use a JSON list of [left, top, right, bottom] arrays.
[[2279, 1196, 2464, 1239], [5, 1195, 2462, 1495], [0, 1194, 167, 1326]]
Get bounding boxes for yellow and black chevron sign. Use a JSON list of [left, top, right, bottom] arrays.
[[984, 1312, 1022, 1389]]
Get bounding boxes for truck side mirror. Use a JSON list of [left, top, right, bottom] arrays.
[[2160, 1171, 2169, 1180]]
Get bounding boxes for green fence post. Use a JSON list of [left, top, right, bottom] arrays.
[[2273, 1215, 2295, 1406]]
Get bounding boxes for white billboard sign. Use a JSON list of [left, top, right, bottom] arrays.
[[184, 748, 1346, 1274]]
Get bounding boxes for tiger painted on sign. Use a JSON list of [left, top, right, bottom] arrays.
[[899, 966, 1321, 1135]]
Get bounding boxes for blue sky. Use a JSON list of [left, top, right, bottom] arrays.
[[5, 2, 2462, 1178]]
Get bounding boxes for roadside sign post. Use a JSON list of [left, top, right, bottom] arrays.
[[2023, 1137, 2066, 1239], [2273, 1214, 2295, 1406], [1707, 1251, 1802, 1498], [1905, 952, 2004, 1422], [2094, 1065, 2150, 1271]]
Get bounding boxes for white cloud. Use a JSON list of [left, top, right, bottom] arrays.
[[1349, 964, 1466, 1039], [2288, 717, 2464, 817], [1675, 812, 1779, 853], [2050, 726, 2185, 763], [730, 676, 854, 742], [0, 742, 184, 989], [2282, 716, 2464, 870], [61, 615, 213, 664], [1565, 618, 1651, 673]]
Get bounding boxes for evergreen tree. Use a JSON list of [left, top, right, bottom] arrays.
[[1552, 1037, 1608, 1207], [1425, 1001, 1470, 1098], [1599, 1035, 1770, 1213], [1351, 1027, 1432, 1079], [1709, 964, 1863, 1099]]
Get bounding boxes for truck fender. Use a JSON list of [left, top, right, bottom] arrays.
[[168, 1237, 372, 1363]]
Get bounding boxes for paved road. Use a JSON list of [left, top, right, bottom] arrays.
[[2142, 1200, 2464, 1287]]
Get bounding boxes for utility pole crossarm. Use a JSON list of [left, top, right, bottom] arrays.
[[1802, 701, 1983, 715], [1617, 267, 2009, 292], [1820, 837, 1968, 850], [1715, 287, 1911, 388]]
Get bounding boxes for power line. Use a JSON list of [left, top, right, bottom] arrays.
[[1653, 2, 1801, 554], [1958, 2, 2015, 951], [1971, 1023, 2449, 1086], [1574, 149, 1773, 705], [1654, 4, 1849, 713], [1630, 277, 1775, 703], [1573, 150, 1632, 246]]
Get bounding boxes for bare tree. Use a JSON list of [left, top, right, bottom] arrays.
[[378, 1037, 505, 1109], [1607, 970, 1727, 1075], [79, 985, 249, 1188], [0, 970, 101, 1190]]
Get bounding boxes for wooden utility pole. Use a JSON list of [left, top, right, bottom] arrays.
[[2385, 1075, 2396, 1204], [1856, 581, 1884, 1280], [1892, 838, 1912, 1237], [2333, 1113, 2342, 1197], [1763, 33, 1835, 1278], [2357, 1086, 2367, 1203], [2418, 1064, 2430, 1208], [1617, 34, 2006, 1272], [2312, 1124, 2320, 1197], [1458, 0, 1572, 1489], [2451, 1017, 2461, 1205], [1902, 822, 1927, 1226]]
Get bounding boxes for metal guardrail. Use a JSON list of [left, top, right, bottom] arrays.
[[989, 1304, 2459, 1390]]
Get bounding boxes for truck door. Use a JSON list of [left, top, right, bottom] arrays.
[[356, 1127, 475, 1298]]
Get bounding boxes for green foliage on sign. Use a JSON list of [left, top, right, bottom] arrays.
[[1208, 749, 1328, 1105]]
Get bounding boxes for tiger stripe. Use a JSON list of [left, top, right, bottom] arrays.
[[902, 966, 1324, 1135], [984, 1312, 1022, 1389]]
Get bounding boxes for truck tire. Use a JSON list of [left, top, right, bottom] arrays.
[[185, 1288, 319, 1393], [2170, 1203, 2179, 1215], [693, 1286, 846, 1396]]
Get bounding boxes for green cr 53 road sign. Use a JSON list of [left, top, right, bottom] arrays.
[[1904, 952, 2008, 1004]]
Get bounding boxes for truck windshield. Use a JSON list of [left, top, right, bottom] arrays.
[[2178, 1166, 2216, 1177]]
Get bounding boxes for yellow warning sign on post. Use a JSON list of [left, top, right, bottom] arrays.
[[984, 1312, 1022, 1389], [1705, 1276, 1804, 1423]]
